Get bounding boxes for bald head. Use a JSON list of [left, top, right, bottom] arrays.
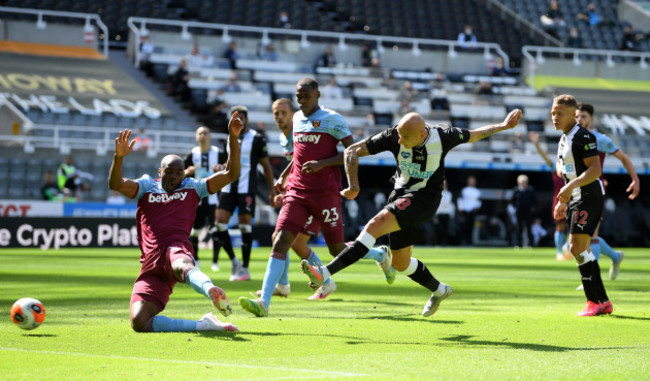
[[396, 112, 427, 148], [161, 154, 183, 169]]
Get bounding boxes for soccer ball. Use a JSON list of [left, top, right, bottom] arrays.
[[10, 298, 46, 330]]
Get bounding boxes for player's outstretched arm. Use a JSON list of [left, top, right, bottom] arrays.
[[468, 109, 522, 143], [341, 140, 370, 200], [109, 129, 139, 198], [612, 149, 640, 199], [528, 131, 554, 167], [557, 156, 602, 203], [207, 112, 243, 192]]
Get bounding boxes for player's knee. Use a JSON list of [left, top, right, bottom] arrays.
[[130, 315, 150, 332], [130, 305, 154, 333]]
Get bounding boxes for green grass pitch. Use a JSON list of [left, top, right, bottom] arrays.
[[1, 246, 649, 380]]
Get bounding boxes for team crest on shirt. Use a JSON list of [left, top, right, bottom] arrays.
[[312, 121, 320, 128]]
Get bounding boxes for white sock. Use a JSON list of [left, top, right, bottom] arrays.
[[433, 282, 448, 297]]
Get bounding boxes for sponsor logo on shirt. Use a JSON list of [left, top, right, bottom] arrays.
[[399, 162, 434, 179], [148, 191, 188, 203], [294, 133, 322, 144], [400, 152, 411, 159]]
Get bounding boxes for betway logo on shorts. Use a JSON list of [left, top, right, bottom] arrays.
[[148, 191, 188, 203], [294, 133, 321, 144]]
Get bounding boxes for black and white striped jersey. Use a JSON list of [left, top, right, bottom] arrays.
[[557, 124, 604, 200], [222, 128, 269, 195], [365, 123, 470, 195]]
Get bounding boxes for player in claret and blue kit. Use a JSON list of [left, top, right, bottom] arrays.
[[239, 78, 394, 317], [108, 112, 243, 332]]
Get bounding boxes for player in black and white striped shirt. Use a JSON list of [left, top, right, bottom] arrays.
[[302, 109, 522, 317], [552, 94, 611, 316]]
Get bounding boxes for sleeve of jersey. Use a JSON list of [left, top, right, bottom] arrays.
[[439, 125, 471, 151], [134, 175, 153, 201], [596, 133, 619, 154], [191, 177, 211, 197], [579, 133, 600, 158], [365, 127, 398, 155], [328, 114, 352, 140]]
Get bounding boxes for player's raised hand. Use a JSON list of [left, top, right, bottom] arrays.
[[341, 187, 359, 200], [114, 129, 135, 158], [228, 111, 244, 137], [502, 109, 523, 130], [528, 131, 539, 143]]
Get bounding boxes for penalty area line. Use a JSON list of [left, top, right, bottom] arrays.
[[0, 347, 369, 377]]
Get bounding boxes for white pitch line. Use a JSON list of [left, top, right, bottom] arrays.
[[0, 347, 368, 377]]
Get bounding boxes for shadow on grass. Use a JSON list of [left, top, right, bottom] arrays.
[[610, 314, 650, 321], [438, 334, 622, 352], [22, 333, 58, 337]]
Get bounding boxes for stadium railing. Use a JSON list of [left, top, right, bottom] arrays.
[[0, 6, 109, 57]]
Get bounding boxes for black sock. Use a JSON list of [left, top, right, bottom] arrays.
[[326, 241, 369, 276], [189, 236, 199, 260], [408, 260, 440, 292], [591, 261, 609, 302], [578, 260, 599, 303], [212, 237, 220, 264], [241, 232, 253, 268], [214, 230, 236, 262]]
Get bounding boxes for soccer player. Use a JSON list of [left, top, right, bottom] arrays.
[[529, 131, 571, 261], [575, 102, 639, 280], [552, 94, 612, 316], [108, 112, 243, 333], [254, 98, 392, 301], [302, 109, 523, 317], [213, 105, 277, 282], [239, 78, 393, 317]]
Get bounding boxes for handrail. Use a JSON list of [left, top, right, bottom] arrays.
[[522, 45, 649, 87], [483, 0, 563, 47], [0, 6, 109, 57], [127, 16, 510, 69]]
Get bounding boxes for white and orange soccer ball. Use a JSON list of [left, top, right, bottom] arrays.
[[10, 298, 46, 330]]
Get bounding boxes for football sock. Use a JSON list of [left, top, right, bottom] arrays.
[[326, 240, 371, 276], [152, 315, 197, 332], [590, 238, 601, 261], [598, 237, 620, 262], [261, 252, 287, 308], [186, 268, 214, 298], [401, 258, 440, 293], [554, 230, 565, 255], [576, 251, 599, 303], [214, 224, 236, 262], [241, 234, 252, 268], [278, 253, 291, 286], [307, 250, 333, 286], [591, 260, 609, 303]]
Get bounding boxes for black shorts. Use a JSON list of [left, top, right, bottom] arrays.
[[193, 200, 216, 229], [566, 193, 603, 236], [218, 192, 256, 216], [385, 189, 441, 250]]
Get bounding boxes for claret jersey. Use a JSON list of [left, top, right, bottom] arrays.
[[134, 175, 211, 258], [287, 107, 351, 193]]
